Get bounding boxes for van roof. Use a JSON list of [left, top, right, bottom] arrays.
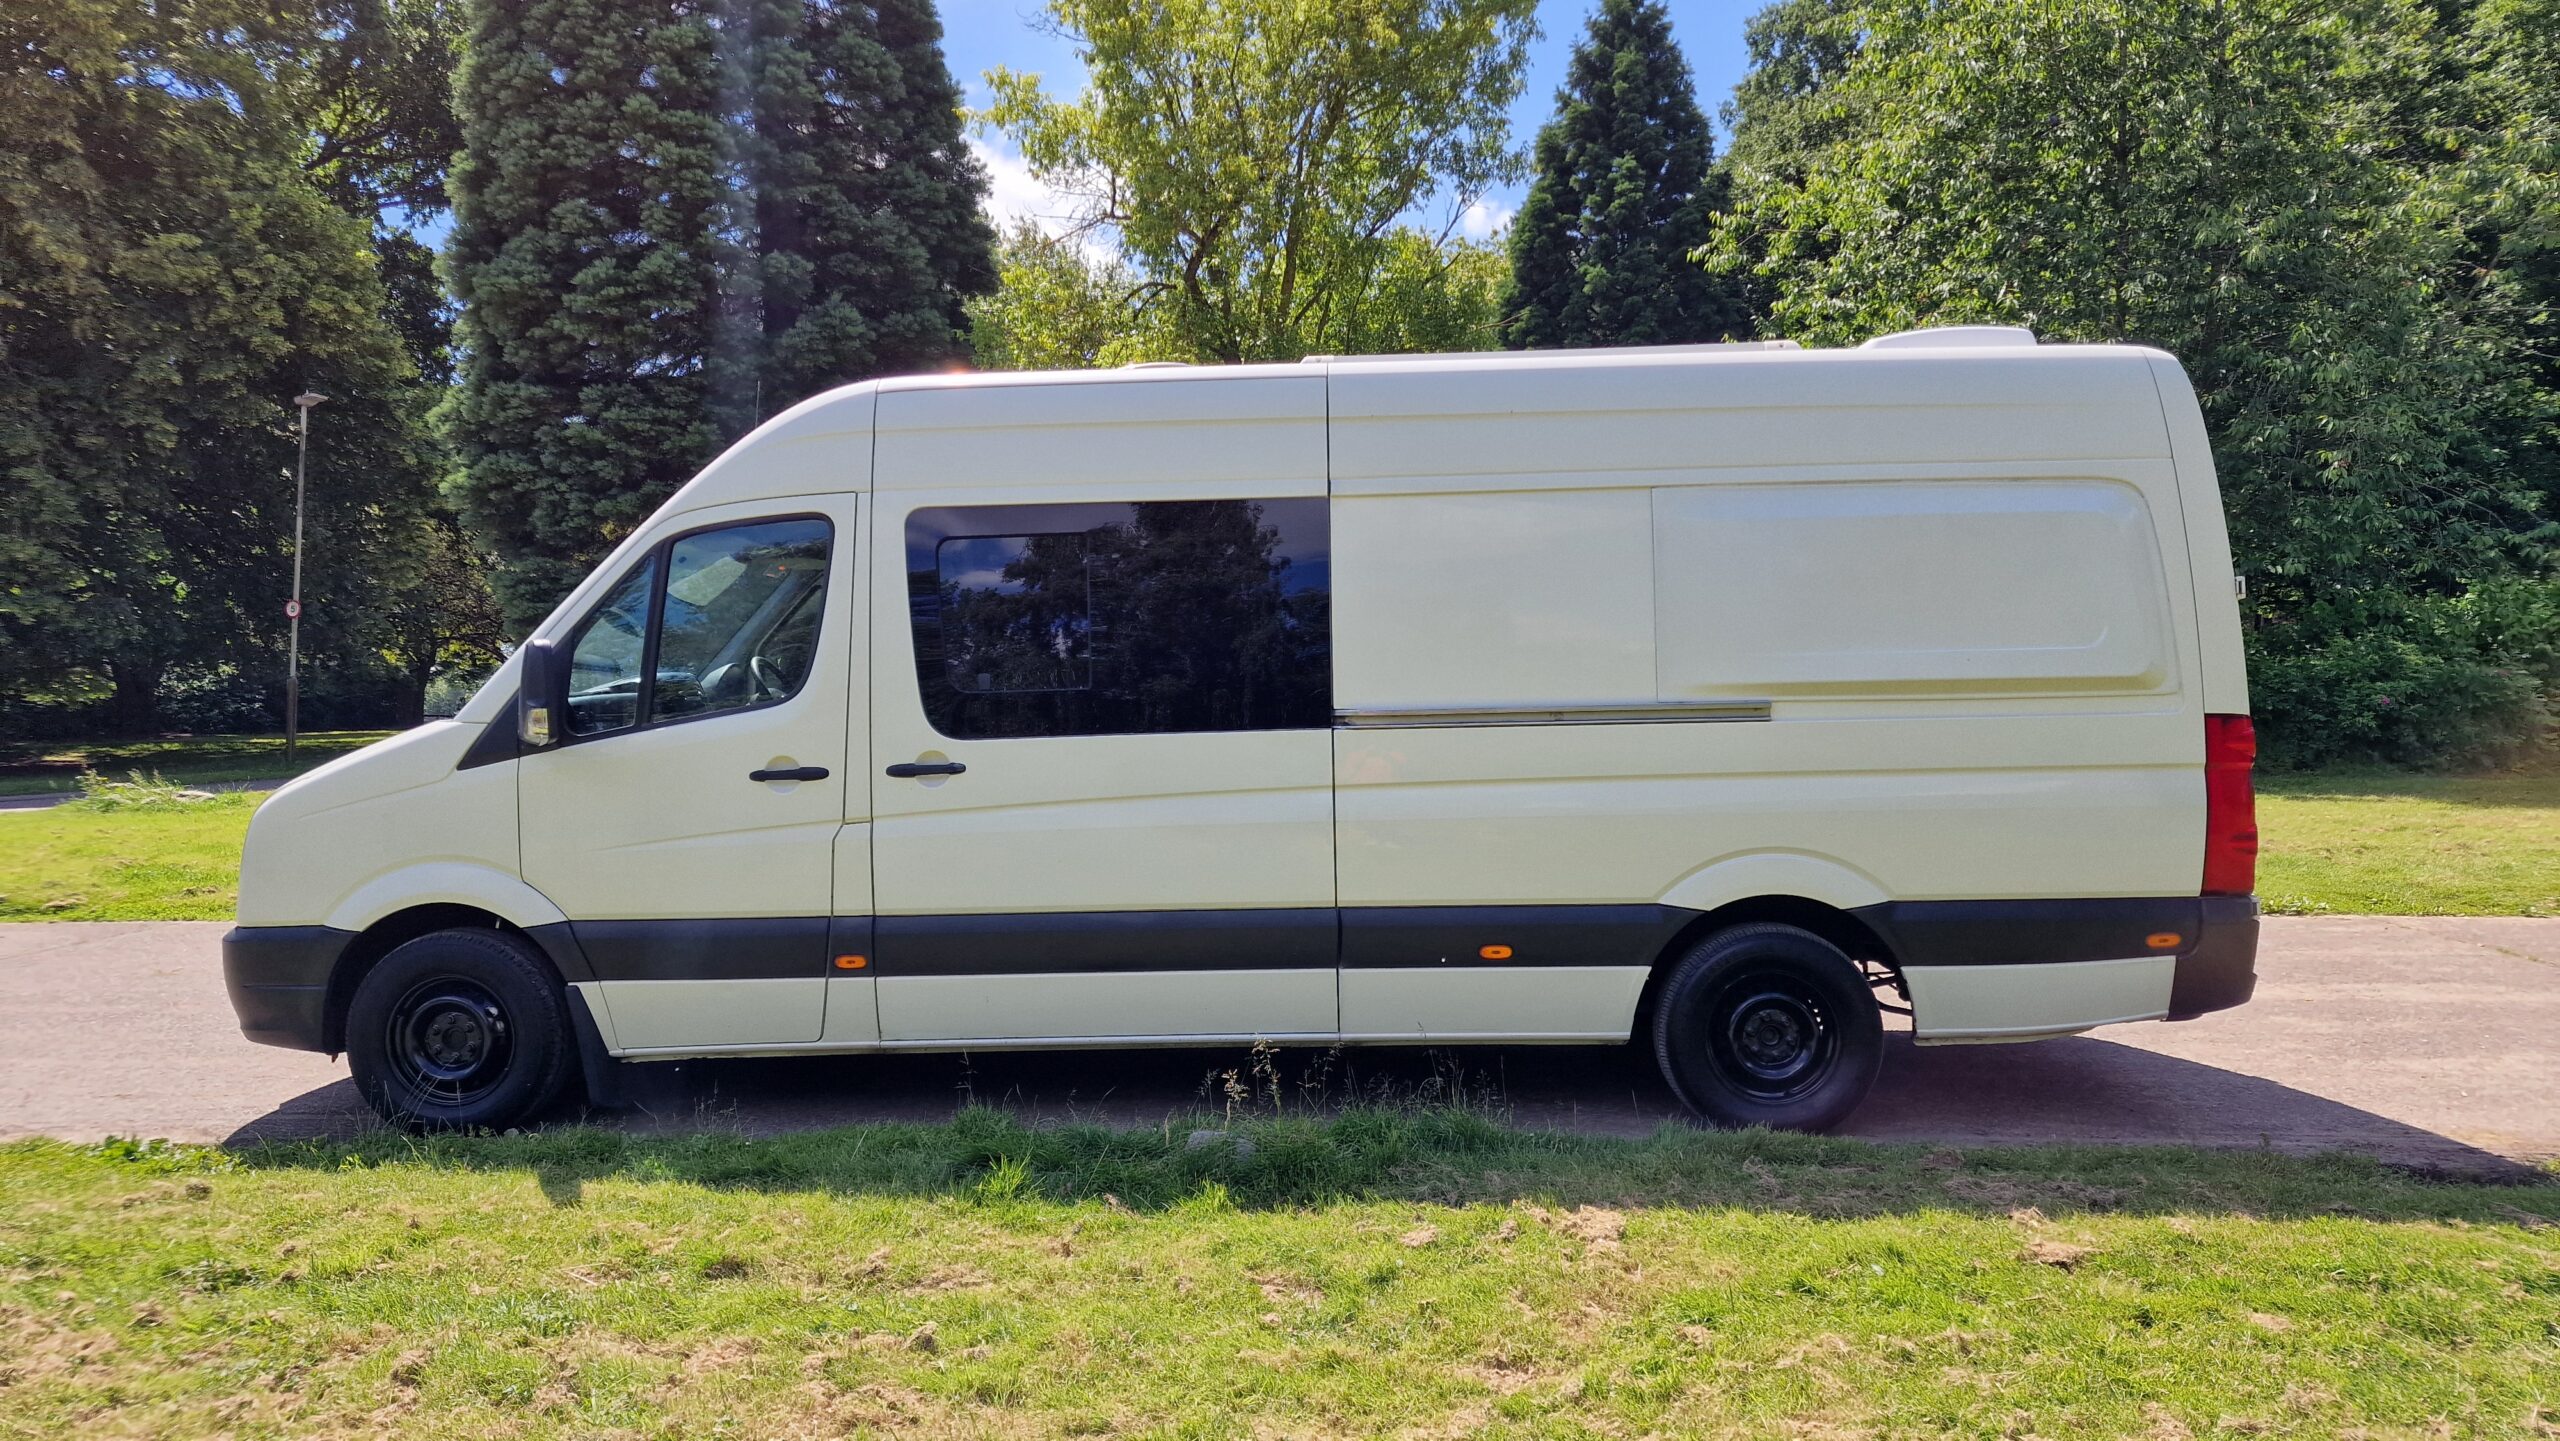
[[670, 327, 2177, 513]]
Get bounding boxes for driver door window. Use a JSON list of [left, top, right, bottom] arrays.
[[562, 516, 832, 740]]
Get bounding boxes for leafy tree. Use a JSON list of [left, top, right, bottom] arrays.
[[294, 0, 468, 385], [1500, 0, 1746, 348], [0, 0, 423, 732], [968, 222, 1173, 370], [446, 0, 994, 628], [984, 0, 1540, 363], [373, 514, 508, 727], [1340, 231, 1511, 354], [1711, 0, 2544, 613]]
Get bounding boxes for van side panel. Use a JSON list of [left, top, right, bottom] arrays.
[[1327, 348, 2207, 1042]]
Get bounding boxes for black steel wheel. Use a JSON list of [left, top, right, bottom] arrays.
[[346, 928, 571, 1131], [1651, 923, 1882, 1131]]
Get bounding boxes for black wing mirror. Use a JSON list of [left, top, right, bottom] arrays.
[[517, 638, 565, 748]]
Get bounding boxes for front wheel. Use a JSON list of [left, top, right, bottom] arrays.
[[1651, 923, 1883, 1132], [346, 928, 573, 1131]]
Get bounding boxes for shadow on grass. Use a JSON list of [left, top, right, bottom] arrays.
[[214, 1044, 2559, 1225]]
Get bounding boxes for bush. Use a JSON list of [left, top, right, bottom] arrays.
[[156, 664, 275, 734], [2251, 625, 2551, 771]]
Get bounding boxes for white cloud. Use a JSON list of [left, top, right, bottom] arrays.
[[1457, 199, 1515, 242], [972, 138, 1121, 265]]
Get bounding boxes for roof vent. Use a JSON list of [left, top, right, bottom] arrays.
[[1121, 360, 1190, 369], [1859, 325, 2037, 350]]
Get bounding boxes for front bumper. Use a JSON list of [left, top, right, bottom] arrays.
[[220, 925, 352, 1052]]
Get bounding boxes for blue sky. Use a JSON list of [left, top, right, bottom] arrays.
[[942, 0, 1766, 244]]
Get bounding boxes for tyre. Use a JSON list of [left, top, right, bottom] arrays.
[[1650, 923, 1883, 1132], [345, 928, 573, 1131]]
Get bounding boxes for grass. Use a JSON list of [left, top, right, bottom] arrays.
[[0, 730, 394, 798], [0, 792, 257, 921], [0, 1112, 2553, 1438], [2260, 771, 2560, 916]]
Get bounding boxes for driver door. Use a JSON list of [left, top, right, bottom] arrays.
[[521, 496, 859, 1050]]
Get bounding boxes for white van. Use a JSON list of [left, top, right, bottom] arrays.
[[224, 327, 2260, 1133]]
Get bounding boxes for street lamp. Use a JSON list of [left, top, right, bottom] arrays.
[[286, 392, 327, 761]]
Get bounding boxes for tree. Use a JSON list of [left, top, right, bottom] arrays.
[[968, 222, 1173, 370], [1499, 0, 1746, 348], [0, 0, 423, 732], [984, 0, 1540, 363], [373, 514, 509, 727], [445, 0, 995, 629], [737, 0, 998, 409], [1709, 0, 2553, 765]]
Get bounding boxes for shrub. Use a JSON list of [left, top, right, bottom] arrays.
[[2251, 625, 2550, 771]]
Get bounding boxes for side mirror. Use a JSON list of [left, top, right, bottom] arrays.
[[518, 637, 564, 749]]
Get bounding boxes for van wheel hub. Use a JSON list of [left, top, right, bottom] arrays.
[[389, 979, 513, 1098], [1707, 972, 1839, 1100]]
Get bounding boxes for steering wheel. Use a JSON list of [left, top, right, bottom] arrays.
[[749, 653, 784, 701]]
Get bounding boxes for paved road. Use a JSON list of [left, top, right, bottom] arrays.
[[2, 917, 2552, 1176]]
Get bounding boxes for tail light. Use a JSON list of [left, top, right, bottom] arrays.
[[2202, 713, 2257, 895]]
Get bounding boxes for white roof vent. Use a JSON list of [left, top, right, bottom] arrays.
[[1860, 325, 2037, 350]]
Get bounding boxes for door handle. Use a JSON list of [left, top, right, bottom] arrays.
[[749, 765, 830, 783], [884, 761, 967, 778]]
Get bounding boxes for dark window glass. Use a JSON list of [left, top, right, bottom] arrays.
[[907, 499, 1330, 739], [557, 516, 832, 741], [650, 518, 831, 723], [565, 557, 656, 737]]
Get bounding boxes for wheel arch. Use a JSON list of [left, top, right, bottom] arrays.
[[1630, 894, 1902, 1046], [322, 904, 578, 1056]]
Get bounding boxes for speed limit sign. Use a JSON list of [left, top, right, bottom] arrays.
[[284, 599, 302, 620]]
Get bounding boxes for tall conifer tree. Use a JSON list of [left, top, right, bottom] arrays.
[[1499, 0, 1746, 348], [446, 0, 993, 626]]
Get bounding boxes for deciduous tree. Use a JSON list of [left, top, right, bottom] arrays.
[[984, 0, 1539, 363]]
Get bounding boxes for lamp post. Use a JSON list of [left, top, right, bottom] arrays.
[[286, 392, 327, 761]]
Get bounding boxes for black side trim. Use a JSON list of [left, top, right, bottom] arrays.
[[221, 925, 353, 1052], [526, 921, 596, 984], [2168, 895, 2259, 1019], [875, 908, 1336, 976], [455, 693, 522, 770], [571, 917, 829, 981], [1850, 897, 2204, 968], [828, 914, 876, 966], [1339, 905, 1691, 969]]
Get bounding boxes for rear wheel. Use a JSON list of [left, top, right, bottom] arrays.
[[1651, 923, 1882, 1132], [346, 928, 572, 1131]]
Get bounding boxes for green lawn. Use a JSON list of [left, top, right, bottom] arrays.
[[0, 730, 394, 798], [2259, 772, 2560, 916], [0, 794, 258, 921], [0, 1114, 2552, 1439]]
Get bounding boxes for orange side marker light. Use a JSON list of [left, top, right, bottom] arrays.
[[2145, 933, 2181, 950], [1479, 944, 1513, 961], [834, 954, 869, 970]]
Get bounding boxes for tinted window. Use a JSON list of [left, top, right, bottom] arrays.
[[907, 499, 1329, 739], [557, 516, 832, 740], [565, 557, 656, 737], [651, 518, 831, 722]]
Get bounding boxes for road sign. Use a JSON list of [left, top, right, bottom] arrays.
[[284, 599, 302, 620]]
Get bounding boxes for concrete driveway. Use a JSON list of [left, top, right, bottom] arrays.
[[2, 916, 2552, 1177]]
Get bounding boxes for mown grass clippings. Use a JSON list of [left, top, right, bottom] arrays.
[[1, 1112, 2553, 1438]]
